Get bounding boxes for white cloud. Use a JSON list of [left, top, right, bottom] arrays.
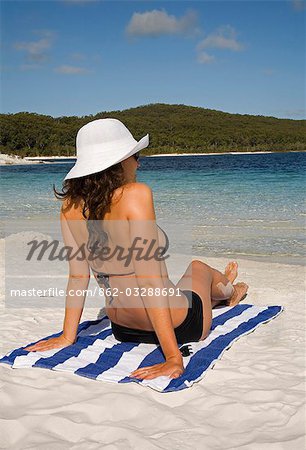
[[197, 25, 244, 52], [14, 30, 55, 64], [196, 25, 244, 64], [291, 0, 306, 11], [126, 9, 199, 37], [54, 65, 92, 74], [197, 51, 215, 64]]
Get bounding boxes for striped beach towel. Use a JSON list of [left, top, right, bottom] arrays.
[[0, 304, 283, 392]]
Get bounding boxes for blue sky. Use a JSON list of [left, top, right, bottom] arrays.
[[1, 0, 305, 119]]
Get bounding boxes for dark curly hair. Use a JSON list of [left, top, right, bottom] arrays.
[[53, 162, 126, 255], [53, 163, 125, 220]]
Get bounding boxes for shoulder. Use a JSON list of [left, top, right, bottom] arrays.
[[122, 182, 153, 199], [121, 182, 155, 220]]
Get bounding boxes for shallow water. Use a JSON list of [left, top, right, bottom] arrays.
[[1, 151, 305, 265]]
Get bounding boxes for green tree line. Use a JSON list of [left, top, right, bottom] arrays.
[[0, 103, 305, 157]]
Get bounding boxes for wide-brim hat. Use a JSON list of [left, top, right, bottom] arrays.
[[64, 118, 149, 180]]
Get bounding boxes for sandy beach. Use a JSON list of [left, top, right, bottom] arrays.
[[147, 151, 276, 157], [0, 153, 45, 165], [1, 0, 305, 445], [0, 235, 305, 449], [2, 151, 303, 166]]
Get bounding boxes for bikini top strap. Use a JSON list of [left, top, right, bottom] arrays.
[[91, 268, 135, 277], [90, 224, 168, 277]]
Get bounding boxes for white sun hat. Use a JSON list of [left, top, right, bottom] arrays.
[[64, 118, 149, 180]]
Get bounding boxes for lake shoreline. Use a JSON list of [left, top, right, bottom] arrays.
[[1, 150, 304, 165]]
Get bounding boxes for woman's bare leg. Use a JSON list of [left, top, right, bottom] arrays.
[[210, 261, 249, 307], [174, 259, 249, 338], [176, 259, 248, 307], [175, 260, 214, 339]]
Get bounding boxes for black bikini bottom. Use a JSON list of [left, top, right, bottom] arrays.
[[111, 290, 203, 345]]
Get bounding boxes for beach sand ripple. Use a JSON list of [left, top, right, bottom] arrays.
[[0, 256, 305, 449]]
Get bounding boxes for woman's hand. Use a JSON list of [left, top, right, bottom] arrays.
[[130, 356, 184, 380], [24, 334, 75, 352]]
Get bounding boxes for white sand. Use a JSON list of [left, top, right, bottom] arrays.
[[2, 151, 303, 166], [148, 151, 275, 157], [0, 234, 305, 448], [0, 153, 43, 165]]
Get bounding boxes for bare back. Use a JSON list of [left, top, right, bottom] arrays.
[[61, 182, 188, 330]]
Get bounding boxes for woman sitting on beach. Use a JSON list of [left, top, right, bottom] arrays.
[[25, 119, 248, 380]]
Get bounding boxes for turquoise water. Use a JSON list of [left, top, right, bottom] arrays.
[[1, 152, 305, 265]]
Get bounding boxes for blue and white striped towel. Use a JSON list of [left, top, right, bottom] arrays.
[[0, 304, 283, 392]]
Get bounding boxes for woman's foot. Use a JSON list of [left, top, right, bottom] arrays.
[[224, 261, 238, 284], [227, 282, 249, 306]]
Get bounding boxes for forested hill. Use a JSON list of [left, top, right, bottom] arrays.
[[0, 103, 305, 157]]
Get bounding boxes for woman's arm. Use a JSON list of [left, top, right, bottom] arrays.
[[125, 183, 184, 379], [60, 211, 90, 343], [24, 210, 90, 351]]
